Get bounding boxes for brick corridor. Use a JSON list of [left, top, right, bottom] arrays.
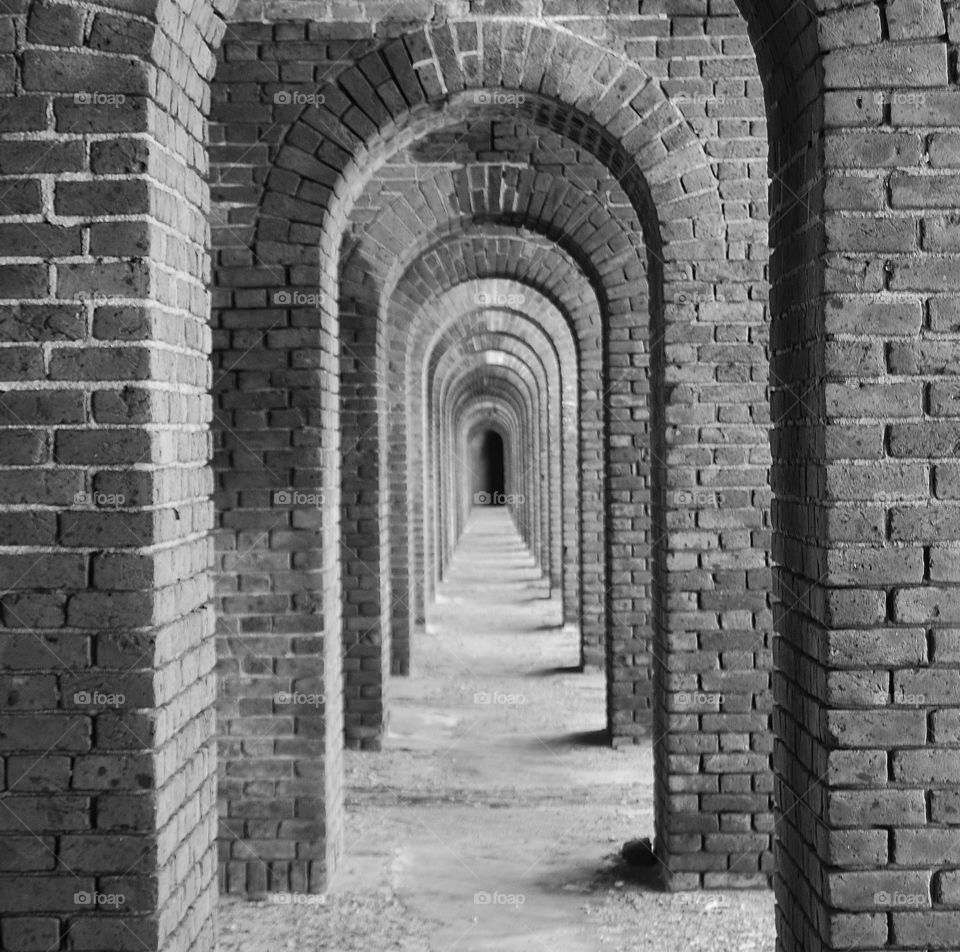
[[6, 3, 960, 950], [216, 505, 775, 950]]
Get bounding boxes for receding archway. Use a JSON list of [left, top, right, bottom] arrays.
[[470, 429, 506, 506]]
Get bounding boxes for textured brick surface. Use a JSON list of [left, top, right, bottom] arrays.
[[0, 1, 234, 950], [4, 1, 960, 951], [210, 13, 774, 887]]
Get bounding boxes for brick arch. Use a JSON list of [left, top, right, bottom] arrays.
[[335, 161, 643, 743], [383, 222, 640, 650], [239, 23, 770, 820], [434, 335, 554, 574], [461, 397, 526, 536], [256, 30, 724, 257], [382, 235, 643, 731], [425, 311, 568, 596], [249, 33, 725, 753], [462, 406, 518, 490], [384, 229, 603, 646], [388, 297, 575, 676], [342, 137, 647, 277], [342, 140, 649, 675], [383, 233, 662, 758], [240, 19, 778, 800], [212, 0, 779, 907], [447, 370, 538, 551], [460, 406, 524, 530], [342, 293, 563, 744], [443, 363, 538, 547], [462, 410, 519, 524], [243, 22, 776, 795], [403, 282, 580, 661], [337, 219, 617, 747]]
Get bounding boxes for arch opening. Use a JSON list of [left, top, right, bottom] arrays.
[[470, 428, 507, 507]]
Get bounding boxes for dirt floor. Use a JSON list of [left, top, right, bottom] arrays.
[[218, 508, 776, 951]]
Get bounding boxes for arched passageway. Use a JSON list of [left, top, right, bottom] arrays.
[[2, 3, 960, 952], [470, 428, 506, 505]]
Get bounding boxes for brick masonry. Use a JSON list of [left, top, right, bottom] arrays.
[[211, 12, 773, 886], [2, 1, 959, 951], [0, 1, 235, 950]]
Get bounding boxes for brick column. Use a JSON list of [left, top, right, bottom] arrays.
[[0, 1, 229, 948], [605, 266, 653, 746], [770, 16, 960, 952], [338, 292, 391, 751]]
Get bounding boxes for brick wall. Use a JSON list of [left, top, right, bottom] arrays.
[[0, 1, 232, 950]]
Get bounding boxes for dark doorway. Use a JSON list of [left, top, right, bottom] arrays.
[[471, 429, 505, 505]]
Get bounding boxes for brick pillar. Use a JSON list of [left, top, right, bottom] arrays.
[[387, 391, 410, 676], [605, 276, 653, 746], [212, 222, 343, 890], [338, 300, 390, 751], [0, 1, 228, 947], [770, 14, 960, 951]]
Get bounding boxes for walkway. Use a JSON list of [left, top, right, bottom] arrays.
[[344, 506, 644, 949], [219, 507, 775, 951]]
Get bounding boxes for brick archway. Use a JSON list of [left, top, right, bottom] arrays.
[[391, 252, 592, 651], [438, 353, 548, 569], [422, 305, 570, 612], [238, 19, 773, 887], [4, 2, 958, 950]]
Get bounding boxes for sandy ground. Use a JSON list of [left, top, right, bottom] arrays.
[[218, 508, 776, 952]]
